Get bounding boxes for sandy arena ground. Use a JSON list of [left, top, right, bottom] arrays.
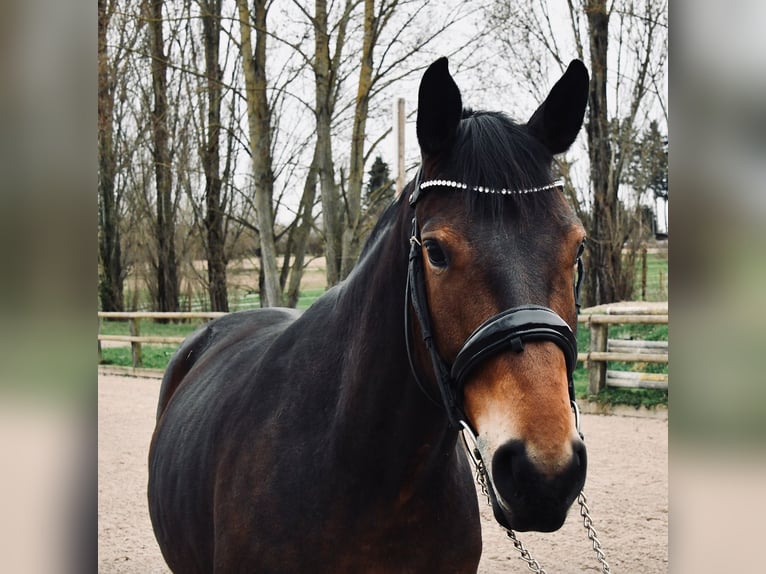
[[98, 371, 667, 573]]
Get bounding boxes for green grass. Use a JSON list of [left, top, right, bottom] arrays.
[[99, 318, 208, 337], [633, 250, 668, 301], [295, 288, 325, 310], [594, 387, 668, 408], [99, 345, 179, 370]]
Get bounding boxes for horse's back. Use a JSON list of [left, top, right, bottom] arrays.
[[156, 307, 300, 419]]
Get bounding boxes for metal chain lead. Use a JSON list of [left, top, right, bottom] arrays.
[[577, 492, 611, 573], [503, 529, 547, 573], [466, 432, 611, 573]]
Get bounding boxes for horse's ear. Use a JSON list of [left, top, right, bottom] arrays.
[[417, 57, 462, 158], [527, 60, 589, 155]]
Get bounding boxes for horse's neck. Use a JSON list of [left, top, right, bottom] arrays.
[[331, 204, 459, 489], [336, 206, 411, 392]]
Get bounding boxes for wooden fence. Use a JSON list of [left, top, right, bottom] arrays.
[[99, 303, 668, 392], [98, 312, 225, 369], [577, 301, 668, 393]]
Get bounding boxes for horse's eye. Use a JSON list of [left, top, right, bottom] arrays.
[[576, 240, 586, 261], [424, 240, 448, 268]]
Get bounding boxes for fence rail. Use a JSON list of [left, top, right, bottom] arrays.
[[97, 312, 224, 368], [98, 311, 226, 320], [99, 304, 668, 391]]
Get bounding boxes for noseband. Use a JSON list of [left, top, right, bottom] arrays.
[[405, 177, 584, 435]]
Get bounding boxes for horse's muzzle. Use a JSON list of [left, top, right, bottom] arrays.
[[490, 438, 587, 532]]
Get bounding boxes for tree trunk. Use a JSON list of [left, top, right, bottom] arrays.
[[237, 0, 282, 306], [148, 0, 179, 313], [200, 0, 229, 312], [285, 148, 320, 308], [339, 0, 375, 279], [98, 0, 124, 312], [314, 0, 342, 286], [585, 0, 618, 306]]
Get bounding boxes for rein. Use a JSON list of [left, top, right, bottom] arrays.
[[404, 176, 611, 573]]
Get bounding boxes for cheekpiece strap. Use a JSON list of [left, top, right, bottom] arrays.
[[406, 215, 466, 429]]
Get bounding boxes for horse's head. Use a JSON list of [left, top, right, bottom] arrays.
[[410, 58, 589, 532]]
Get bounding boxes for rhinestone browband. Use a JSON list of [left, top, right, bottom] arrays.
[[419, 178, 564, 196]]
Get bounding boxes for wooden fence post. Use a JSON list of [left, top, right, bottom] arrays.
[[588, 322, 608, 395], [640, 245, 647, 300], [129, 318, 143, 368]]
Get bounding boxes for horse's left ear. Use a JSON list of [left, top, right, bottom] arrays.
[[416, 57, 463, 158], [527, 60, 589, 155]]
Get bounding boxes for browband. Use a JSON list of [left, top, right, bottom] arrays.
[[409, 177, 564, 206]]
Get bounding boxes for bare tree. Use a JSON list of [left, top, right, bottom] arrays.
[[98, 0, 124, 312], [102, 0, 251, 312], [488, 0, 667, 305], [585, 0, 617, 304], [305, 0, 357, 286], [582, 0, 668, 303], [339, 0, 374, 279], [236, 0, 283, 306], [197, 0, 229, 311], [282, 147, 320, 307], [100, 0, 515, 312], [145, 0, 180, 312]]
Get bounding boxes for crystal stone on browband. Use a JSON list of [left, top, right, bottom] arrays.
[[410, 177, 564, 205]]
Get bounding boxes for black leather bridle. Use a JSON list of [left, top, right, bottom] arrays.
[[404, 179, 585, 435]]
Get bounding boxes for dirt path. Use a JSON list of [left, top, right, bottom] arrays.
[[98, 372, 667, 573]]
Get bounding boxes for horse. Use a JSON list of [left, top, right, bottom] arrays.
[[148, 56, 590, 573]]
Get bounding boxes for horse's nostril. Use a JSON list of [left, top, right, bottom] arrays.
[[492, 440, 528, 486]]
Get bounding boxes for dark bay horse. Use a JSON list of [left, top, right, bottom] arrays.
[[148, 57, 590, 573]]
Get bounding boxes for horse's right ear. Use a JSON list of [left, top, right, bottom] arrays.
[[416, 58, 462, 158], [527, 60, 589, 155]]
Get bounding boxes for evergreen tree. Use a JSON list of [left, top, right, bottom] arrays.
[[629, 120, 668, 201], [364, 156, 394, 213]]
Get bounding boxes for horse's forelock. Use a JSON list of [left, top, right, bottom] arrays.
[[437, 111, 559, 221]]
